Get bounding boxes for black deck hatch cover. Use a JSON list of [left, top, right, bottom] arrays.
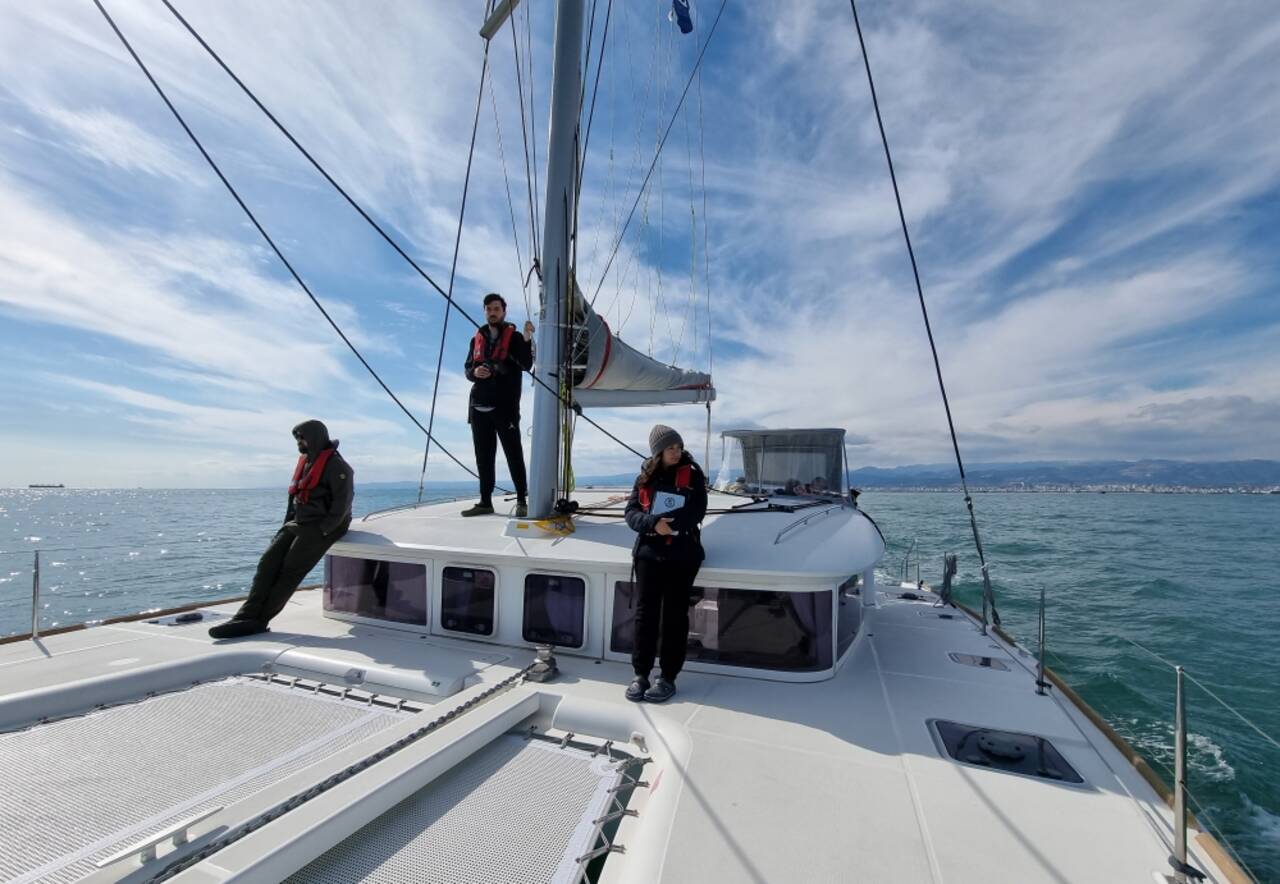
[[931, 720, 1084, 784]]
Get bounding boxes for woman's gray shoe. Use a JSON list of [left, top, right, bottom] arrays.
[[625, 676, 650, 702], [644, 677, 676, 703]]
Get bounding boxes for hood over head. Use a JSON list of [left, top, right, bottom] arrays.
[[292, 420, 335, 457]]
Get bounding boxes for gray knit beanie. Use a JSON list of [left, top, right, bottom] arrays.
[[648, 424, 683, 456]]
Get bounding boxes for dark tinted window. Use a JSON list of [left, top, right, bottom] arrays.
[[837, 574, 862, 656], [324, 557, 427, 625], [441, 566, 496, 635], [612, 582, 833, 672], [523, 574, 586, 647]]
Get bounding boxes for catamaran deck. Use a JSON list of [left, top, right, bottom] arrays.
[[0, 580, 1236, 883]]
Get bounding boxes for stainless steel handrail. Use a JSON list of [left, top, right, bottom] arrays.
[[31, 550, 40, 640], [901, 537, 918, 582]]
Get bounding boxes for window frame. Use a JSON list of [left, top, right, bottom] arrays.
[[603, 571, 838, 683], [521, 570, 590, 649], [321, 555, 431, 633], [437, 562, 500, 638]]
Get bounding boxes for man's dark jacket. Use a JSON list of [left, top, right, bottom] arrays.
[[624, 453, 708, 563], [464, 322, 533, 422], [288, 420, 354, 536]]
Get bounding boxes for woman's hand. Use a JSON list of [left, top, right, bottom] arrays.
[[654, 517, 675, 536]]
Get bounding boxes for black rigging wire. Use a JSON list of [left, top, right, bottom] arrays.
[[418, 38, 495, 503], [488, 64, 532, 318], [846, 0, 999, 626], [578, 0, 614, 196], [92, 0, 487, 485], [509, 4, 541, 266], [157, 0, 647, 464], [588, 0, 729, 307]]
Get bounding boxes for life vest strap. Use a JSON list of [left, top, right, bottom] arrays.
[[289, 447, 335, 504], [472, 325, 516, 364]]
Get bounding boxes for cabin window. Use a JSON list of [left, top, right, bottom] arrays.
[[837, 574, 862, 656], [441, 566, 496, 635], [324, 557, 427, 625], [611, 582, 834, 672], [522, 574, 586, 648]]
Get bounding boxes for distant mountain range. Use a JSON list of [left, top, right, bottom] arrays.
[[363, 460, 1280, 493], [847, 459, 1280, 490]]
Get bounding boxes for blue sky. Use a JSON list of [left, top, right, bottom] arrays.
[[1, 1, 1277, 488]]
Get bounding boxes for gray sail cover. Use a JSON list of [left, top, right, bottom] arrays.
[[570, 286, 714, 407]]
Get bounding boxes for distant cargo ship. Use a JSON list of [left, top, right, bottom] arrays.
[[27, 484, 65, 489]]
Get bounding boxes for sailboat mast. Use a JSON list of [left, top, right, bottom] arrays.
[[527, 0, 584, 519]]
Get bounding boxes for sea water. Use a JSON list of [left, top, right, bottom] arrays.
[[1, 487, 1277, 878]]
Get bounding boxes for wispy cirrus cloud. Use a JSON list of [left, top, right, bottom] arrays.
[[0, 0, 1277, 489]]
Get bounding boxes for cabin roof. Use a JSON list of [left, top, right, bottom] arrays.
[[338, 489, 883, 585]]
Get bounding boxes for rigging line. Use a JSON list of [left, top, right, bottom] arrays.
[[157, 0, 481, 332], [509, 4, 540, 264], [488, 64, 532, 318], [695, 34, 713, 384], [525, 0, 541, 252], [670, 52, 700, 367], [579, 0, 600, 123], [587, 0, 729, 308], [96, 0, 486, 485], [577, 0, 614, 196], [159, 0, 645, 465], [846, 0, 998, 621], [418, 40, 493, 503]]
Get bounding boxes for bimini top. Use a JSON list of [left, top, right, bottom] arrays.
[[715, 428, 850, 498]]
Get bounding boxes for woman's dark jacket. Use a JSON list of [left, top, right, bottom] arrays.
[[624, 453, 708, 563]]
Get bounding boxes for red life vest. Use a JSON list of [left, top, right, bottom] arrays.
[[289, 447, 335, 504], [638, 464, 693, 511], [472, 324, 516, 364]]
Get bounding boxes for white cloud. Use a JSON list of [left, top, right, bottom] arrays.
[[2, 0, 1278, 489]]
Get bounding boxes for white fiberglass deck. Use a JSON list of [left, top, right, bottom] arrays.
[[0, 586, 1236, 883]]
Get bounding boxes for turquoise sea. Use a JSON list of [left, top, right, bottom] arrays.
[[1, 487, 1277, 879]]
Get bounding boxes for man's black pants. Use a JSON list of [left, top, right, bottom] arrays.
[[471, 409, 528, 504], [234, 519, 349, 624], [632, 557, 701, 682]]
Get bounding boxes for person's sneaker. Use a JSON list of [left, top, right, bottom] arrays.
[[624, 676, 650, 702], [460, 503, 494, 517], [515, 501, 528, 518], [208, 619, 268, 640], [644, 677, 676, 703]]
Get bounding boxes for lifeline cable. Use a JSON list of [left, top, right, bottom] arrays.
[[94, 0, 486, 485], [846, 0, 999, 627], [157, 0, 646, 463]]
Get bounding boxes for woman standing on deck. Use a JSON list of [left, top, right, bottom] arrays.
[[624, 425, 708, 703]]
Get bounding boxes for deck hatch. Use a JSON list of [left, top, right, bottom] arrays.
[[948, 652, 1011, 671], [930, 719, 1084, 784], [285, 734, 626, 884]]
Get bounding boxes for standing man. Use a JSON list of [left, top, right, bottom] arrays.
[[209, 420, 353, 639], [463, 292, 534, 518]]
